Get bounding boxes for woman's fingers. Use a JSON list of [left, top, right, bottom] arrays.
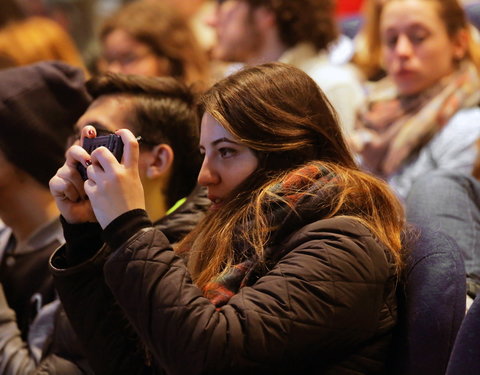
[[50, 174, 82, 202], [87, 128, 139, 179], [116, 128, 140, 170], [66, 144, 92, 167], [80, 124, 97, 146]]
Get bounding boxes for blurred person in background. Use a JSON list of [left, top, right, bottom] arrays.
[[352, 0, 387, 82], [352, 0, 480, 82], [0, 0, 86, 73], [205, 0, 364, 135], [0, 61, 92, 374], [97, 0, 211, 90], [147, 0, 216, 52], [351, 0, 480, 200]]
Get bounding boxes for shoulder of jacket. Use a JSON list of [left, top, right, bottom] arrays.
[[289, 216, 373, 239], [276, 216, 386, 262]]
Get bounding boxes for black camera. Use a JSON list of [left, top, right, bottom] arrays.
[[77, 134, 124, 181]]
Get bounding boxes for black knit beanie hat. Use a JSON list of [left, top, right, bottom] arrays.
[[0, 61, 91, 187]]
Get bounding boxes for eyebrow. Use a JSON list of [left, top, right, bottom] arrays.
[[212, 137, 239, 146], [199, 137, 239, 150]]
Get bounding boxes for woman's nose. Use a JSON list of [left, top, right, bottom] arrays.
[[197, 158, 219, 186], [394, 34, 414, 57], [204, 5, 219, 28]]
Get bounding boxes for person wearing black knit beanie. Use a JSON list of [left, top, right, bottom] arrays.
[[0, 61, 91, 374]]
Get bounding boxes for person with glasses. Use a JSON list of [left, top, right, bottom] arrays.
[[50, 62, 405, 375], [96, 0, 210, 91]]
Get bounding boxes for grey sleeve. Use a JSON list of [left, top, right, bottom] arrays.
[[0, 283, 37, 375]]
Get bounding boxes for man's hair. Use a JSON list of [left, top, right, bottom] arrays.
[[245, 0, 338, 51], [86, 73, 201, 207], [0, 0, 26, 28]]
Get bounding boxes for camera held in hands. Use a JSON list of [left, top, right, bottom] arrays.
[[77, 134, 124, 181]]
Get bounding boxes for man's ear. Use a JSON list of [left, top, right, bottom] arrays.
[[146, 144, 174, 180]]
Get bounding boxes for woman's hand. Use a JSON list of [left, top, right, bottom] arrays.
[[84, 128, 145, 229], [49, 126, 97, 224]]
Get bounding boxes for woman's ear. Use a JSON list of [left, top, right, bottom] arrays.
[[452, 28, 469, 62], [146, 144, 174, 180]]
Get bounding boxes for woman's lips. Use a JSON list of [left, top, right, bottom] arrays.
[[395, 68, 415, 78], [208, 195, 223, 210]]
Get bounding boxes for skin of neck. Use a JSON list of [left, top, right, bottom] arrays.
[[245, 19, 288, 66], [142, 169, 172, 223], [0, 178, 60, 244]]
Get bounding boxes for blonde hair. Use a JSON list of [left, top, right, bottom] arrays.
[[353, 0, 480, 80]]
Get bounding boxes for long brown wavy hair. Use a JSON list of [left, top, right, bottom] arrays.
[[178, 62, 406, 289]]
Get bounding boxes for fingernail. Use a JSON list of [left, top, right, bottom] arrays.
[[85, 159, 92, 167], [88, 129, 95, 137]]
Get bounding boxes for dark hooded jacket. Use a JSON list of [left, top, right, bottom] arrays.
[[50, 178, 397, 375]]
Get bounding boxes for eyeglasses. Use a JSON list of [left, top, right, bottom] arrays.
[[102, 49, 155, 69]]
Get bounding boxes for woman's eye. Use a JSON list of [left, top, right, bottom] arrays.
[[409, 32, 427, 45], [219, 147, 236, 158], [384, 35, 398, 49]]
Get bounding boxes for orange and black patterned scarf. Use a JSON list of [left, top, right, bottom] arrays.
[[203, 162, 338, 307]]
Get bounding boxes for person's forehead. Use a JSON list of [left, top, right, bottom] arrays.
[[381, 0, 442, 29], [75, 95, 133, 132], [200, 113, 237, 143]]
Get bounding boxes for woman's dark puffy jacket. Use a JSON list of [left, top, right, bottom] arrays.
[[51, 209, 397, 375]]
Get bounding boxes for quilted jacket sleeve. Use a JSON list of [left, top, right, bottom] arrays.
[[51, 244, 155, 375], [103, 217, 395, 375]]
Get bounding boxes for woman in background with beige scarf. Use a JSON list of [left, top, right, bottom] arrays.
[[352, 0, 480, 199]]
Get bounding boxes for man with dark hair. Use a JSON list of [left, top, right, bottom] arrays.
[[0, 66, 208, 373], [207, 0, 364, 135], [76, 72, 207, 239], [46, 72, 209, 374]]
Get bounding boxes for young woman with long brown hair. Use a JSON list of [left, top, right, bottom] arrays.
[[49, 62, 405, 374]]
